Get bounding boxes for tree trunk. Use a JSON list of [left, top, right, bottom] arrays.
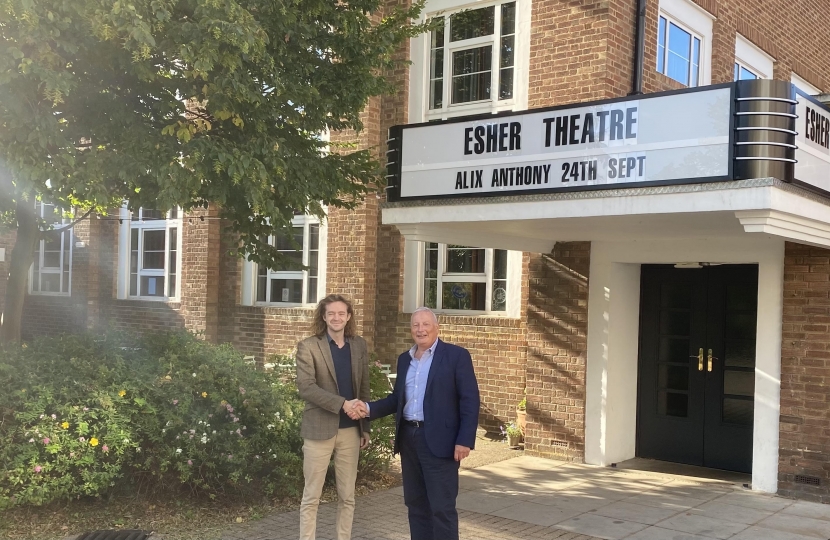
[[0, 200, 38, 343]]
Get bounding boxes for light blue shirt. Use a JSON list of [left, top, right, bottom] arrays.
[[403, 338, 439, 421]]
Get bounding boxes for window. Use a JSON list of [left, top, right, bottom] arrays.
[[30, 202, 72, 295], [734, 35, 773, 81], [255, 215, 321, 305], [121, 207, 181, 300], [792, 73, 821, 96], [657, 16, 702, 87], [656, 0, 713, 87], [422, 243, 507, 313], [423, 0, 526, 119]]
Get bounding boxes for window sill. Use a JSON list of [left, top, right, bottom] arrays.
[[28, 292, 72, 298], [426, 100, 517, 122], [125, 296, 180, 304]]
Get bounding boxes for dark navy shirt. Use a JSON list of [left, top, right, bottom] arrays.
[[328, 334, 359, 429]]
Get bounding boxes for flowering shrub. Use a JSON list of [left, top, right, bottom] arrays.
[[0, 332, 305, 509]]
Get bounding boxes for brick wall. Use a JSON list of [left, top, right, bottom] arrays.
[[779, 242, 830, 502]]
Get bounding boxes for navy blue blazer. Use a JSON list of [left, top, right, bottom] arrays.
[[369, 339, 480, 459]]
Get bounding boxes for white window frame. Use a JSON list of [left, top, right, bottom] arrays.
[[117, 205, 183, 301], [410, 0, 531, 122], [734, 34, 774, 81], [402, 239, 521, 317], [29, 203, 73, 297], [792, 73, 821, 96], [657, 0, 713, 87], [240, 214, 328, 308]]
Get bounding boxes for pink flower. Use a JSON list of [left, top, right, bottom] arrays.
[[51, 414, 56, 420], [172, 399, 179, 405], [227, 454, 233, 460], [233, 417, 239, 423], [42, 438, 50, 444], [28, 438, 35, 443], [70, 452, 75, 458], [34, 465, 42, 473], [187, 460, 193, 466], [239, 387, 246, 395], [208, 414, 213, 418], [83, 407, 89, 412], [102, 445, 109, 453], [78, 437, 86, 442]]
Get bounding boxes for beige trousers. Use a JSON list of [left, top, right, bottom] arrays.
[[299, 427, 360, 540]]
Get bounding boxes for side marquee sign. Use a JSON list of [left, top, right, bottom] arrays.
[[385, 80, 830, 201]]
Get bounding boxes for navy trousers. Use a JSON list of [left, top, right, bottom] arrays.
[[399, 423, 460, 540]]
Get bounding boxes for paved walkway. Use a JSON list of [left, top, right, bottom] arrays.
[[222, 456, 830, 540]]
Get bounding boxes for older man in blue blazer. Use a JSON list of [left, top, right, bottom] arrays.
[[355, 306, 480, 540]]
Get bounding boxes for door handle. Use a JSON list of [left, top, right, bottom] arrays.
[[691, 348, 703, 371], [707, 349, 716, 372]]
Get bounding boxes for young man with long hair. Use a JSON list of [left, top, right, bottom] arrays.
[[295, 294, 371, 540]]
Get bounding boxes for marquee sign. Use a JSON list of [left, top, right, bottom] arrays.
[[386, 81, 830, 201]]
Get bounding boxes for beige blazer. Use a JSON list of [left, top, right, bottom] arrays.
[[296, 334, 370, 440]]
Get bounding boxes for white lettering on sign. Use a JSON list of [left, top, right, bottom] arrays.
[[398, 87, 731, 199]]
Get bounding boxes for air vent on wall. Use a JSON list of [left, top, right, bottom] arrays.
[[550, 440, 568, 448], [794, 474, 821, 486]]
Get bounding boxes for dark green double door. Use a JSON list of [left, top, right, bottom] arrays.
[[637, 265, 757, 473]]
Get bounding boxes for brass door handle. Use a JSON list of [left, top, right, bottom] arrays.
[[691, 348, 703, 371], [707, 349, 716, 372]]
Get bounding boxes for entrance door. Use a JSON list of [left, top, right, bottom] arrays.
[[636, 265, 757, 473]]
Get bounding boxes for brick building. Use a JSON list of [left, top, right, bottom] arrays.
[[2, 0, 830, 502]]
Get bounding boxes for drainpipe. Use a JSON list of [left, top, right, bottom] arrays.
[[630, 0, 647, 95]]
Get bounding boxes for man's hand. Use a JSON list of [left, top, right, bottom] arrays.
[[454, 445, 471, 462], [360, 433, 371, 449], [343, 399, 368, 420]]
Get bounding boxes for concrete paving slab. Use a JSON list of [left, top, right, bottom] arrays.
[[730, 525, 826, 540], [589, 500, 683, 525], [624, 526, 719, 539], [756, 512, 830, 538], [455, 491, 520, 514], [622, 492, 709, 511], [554, 513, 649, 539], [488, 501, 583, 526], [780, 499, 830, 522], [710, 490, 793, 512], [687, 500, 775, 525], [654, 512, 749, 539]]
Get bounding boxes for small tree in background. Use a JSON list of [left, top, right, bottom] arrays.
[[0, 0, 426, 341]]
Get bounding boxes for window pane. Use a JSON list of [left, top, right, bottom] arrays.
[[430, 16, 444, 48], [658, 391, 688, 417], [492, 279, 507, 311], [41, 273, 61, 293], [430, 48, 444, 109], [274, 227, 304, 270], [307, 278, 318, 304], [499, 68, 513, 100], [734, 62, 739, 81], [425, 242, 439, 278], [739, 66, 758, 80], [142, 230, 166, 269], [446, 246, 485, 273], [452, 46, 492, 104], [141, 209, 165, 220], [724, 370, 754, 397], [140, 275, 165, 297], [493, 249, 508, 280], [501, 2, 516, 35], [658, 364, 690, 391], [500, 36, 514, 68], [657, 17, 666, 74], [723, 397, 753, 425], [168, 227, 177, 297], [666, 22, 691, 86], [308, 224, 319, 250], [442, 281, 486, 310], [424, 279, 438, 308], [270, 278, 303, 303], [169, 207, 178, 219], [691, 37, 700, 86], [431, 46, 444, 78], [450, 6, 494, 42], [256, 275, 267, 302]]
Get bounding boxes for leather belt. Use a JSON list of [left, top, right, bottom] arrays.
[[404, 419, 424, 427]]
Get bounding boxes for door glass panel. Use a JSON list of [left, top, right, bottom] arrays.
[[725, 312, 755, 340], [724, 339, 755, 367], [660, 310, 691, 336], [658, 365, 689, 391], [659, 337, 690, 363], [723, 397, 753, 425], [724, 370, 754, 397], [727, 285, 757, 310], [661, 283, 691, 308], [658, 391, 688, 417]]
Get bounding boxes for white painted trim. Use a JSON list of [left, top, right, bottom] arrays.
[[735, 34, 774, 80], [395, 223, 555, 253], [116, 205, 130, 300], [736, 210, 830, 249], [792, 73, 821, 96], [585, 236, 784, 494]]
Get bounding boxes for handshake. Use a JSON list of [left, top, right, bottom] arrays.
[[343, 399, 369, 420]]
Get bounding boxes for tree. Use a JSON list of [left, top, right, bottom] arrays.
[[0, 0, 427, 342]]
